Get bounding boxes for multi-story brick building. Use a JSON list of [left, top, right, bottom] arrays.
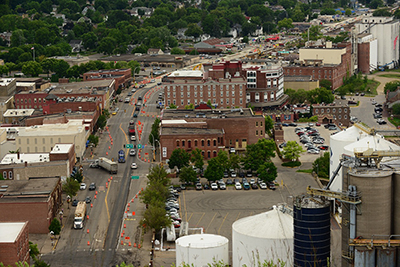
[[0, 222, 30, 266], [14, 79, 114, 113], [0, 178, 62, 234], [163, 60, 288, 110], [312, 103, 350, 127], [83, 68, 132, 89], [283, 42, 352, 89], [160, 108, 265, 160]]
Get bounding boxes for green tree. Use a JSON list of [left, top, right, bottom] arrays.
[[48, 218, 61, 235], [98, 37, 117, 55], [278, 18, 293, 30], [179, 166, 197, 184], [140, 180, 169, 205], [191, 148, 204, 171], [171, 47, 185, 54], [88, 134, 99, 147], [54, 60, 70, 78], [384, 81, 400, 94], [302, 25, 323, 41], [22, 61, 42, 77], [29, 242, 40, 261], [373, 8, 391, 16], [185, 23, 203, 38], [142, 203, 171, 232], [257, 161, 277, 182], [81, 32, 98, 50], [62, 177, 80, 197], [265, 116, 274, 134], [149, 118, 160, 147], [243, 139, 276, 172], [320, 79, 332, 90], [392, 103, 400, 115], [147, 164, 170, 186], [282, 141, 305, 161], [228, 153, 242, 171], [345, 9, 352, 16], [0, 65, 9, 76], [204, 157, 224, 182], [71, 171, 83, 183], [168, 148, 190, 171], [313, 152, 330, 178], [216, 150, 230, 171]]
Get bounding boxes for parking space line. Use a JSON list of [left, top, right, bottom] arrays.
[[234, 212, 241, 222], [187, 213, 193, 223], [205, 213, 217, 233], [196, 213, 205, 226], [217, 212, 229, 235], [182, 190, 187, 221]]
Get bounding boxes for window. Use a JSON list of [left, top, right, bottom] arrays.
[[187, 92, 190, 97], [182, 140, 185, 147], [27, 139, 29, 144], [261, 121, 263, 127], [226, 99, 229, 104], [256, 122, 258, 126], [339, 108, 342, 113], [181, 92, 184, 97], [260, 130, 263, 136], [226, 91, 229, 97], [207, 139, 210, 146], [195, 140, 198, 146], [207, 151, 211, 158], [321, 109, 324, 113], [344, 108, 348, 113], [3, 171, 6, 179], [201, 140, 205, 146], [213, 139, 216, 146], [327, 108, 330, 113], [176, 140, 180, 147], [344, 115, 348, 119], [333, 108, 336, 113], [43, 138, 45, 144], [232, 91, 235, 97], [256, 130, 258, 136], [339, 115, 342, 119], [34, 98, 37, 103], [34, 138, 37, 144], [315, 109, 319, 114]]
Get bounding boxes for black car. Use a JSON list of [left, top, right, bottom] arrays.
[[180, 184, 186, 190], [223, 172, 229, 178], [288, 123, 297, 127], [133, 113, 138, 118], [324, 123, 336, 129], [88, 183, 96, 191], [138, 96, 143, 100], [203, 184, 210, 190], [85, 196, 91, 204], [135, 107, 140, 111], [226, 179, 233, 185], [375, 104, 383, 108], [375, 107, 383, 112], [72, 199, 79, 206], [251, 183, 258, 189], [246, 171, 253, 177], [238, 172, 245, 178], [360, 92, 365, 96]]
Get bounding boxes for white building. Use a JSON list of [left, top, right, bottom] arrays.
[[14, 120, 88, 160], [355, 16, 400, 69]]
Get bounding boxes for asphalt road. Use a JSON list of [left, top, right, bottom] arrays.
[[42, 81, 163, 266]]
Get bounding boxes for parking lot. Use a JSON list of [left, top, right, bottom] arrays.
[[282, 123, 333, 162]]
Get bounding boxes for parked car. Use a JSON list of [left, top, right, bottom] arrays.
[[308, 149, 320, 154], [211, 183, 218, 190], [180, 184, 186, 190], [251, 183, 258, 189], [235, 182, 242, 190], [226, 179, 233, 185], [260, 182, 267, 189], [85, 196, 91, 203], [288, 123, 297, 127], [267, 182, 276, 190], [219, 182, 226, 190], [72, 199, 79, 206], [243, 182, 251, 190], [318, 145, 329, 150], [246, 171, 253, 177], [203, 184, 210, 190], [195, 183, 202, 190], [80, 183, 86, 190]]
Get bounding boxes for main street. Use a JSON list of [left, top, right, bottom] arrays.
[[42, 80, 163, 266]]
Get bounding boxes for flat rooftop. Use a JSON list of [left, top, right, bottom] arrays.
[[161, 127, 223, 135], [50, 144, 73, 154], [169, 70, 203, 78], [3, 109, 35, 117], [0, 222, 27, 243], [85, 68, 130, 74], [16, 120, 84, 137], [0, 178, 60, 203], [162, 108, 259, 119], [1, 153, 49, 164], [0, 78, 15, 86]]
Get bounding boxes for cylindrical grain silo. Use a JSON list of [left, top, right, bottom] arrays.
[[394, 172, 400, 238], [176, 234, 229, 267], [293, 196, 331, 267], [348, 170, 392, 237], [330, 126, 368, 192], [232, 206, 293, 267], [376, 248, 396, 267], [354, 247, 375, 267]]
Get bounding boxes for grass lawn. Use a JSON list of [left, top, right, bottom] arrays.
[[388, 117, 400, 127], [366, 80, 379, 95], [281, 161, 301, 167], [296, 169, 313, 173], [377, 73, 400, 79]]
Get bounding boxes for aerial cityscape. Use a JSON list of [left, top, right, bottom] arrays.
[[1, 0, 400, 266]]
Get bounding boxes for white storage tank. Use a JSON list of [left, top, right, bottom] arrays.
[[176, 234, 229, 267], [330, 126, 368, 192], [232, 206, 293, 267]]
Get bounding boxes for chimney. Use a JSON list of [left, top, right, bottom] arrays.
[[17, 151, 20, 159], [24, 161, 27, 167]]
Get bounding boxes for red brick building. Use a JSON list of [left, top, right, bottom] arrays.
[[283, 42, 352, 90], [0, 222, 30, 266], [312, 103, 350, 127], [0, 178, 62, 234], [83, 68, 132, 89], [160, 108, 265, 159], [14, 79, 114, 113]]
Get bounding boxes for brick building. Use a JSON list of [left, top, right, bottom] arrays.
[[83, 68, 132, 89], [163, 60, 288, 110], [0, 78, 16, 97], [283, 42, 352, 89], [312, 103, 350, 127], [0, 222, 30, 266], [14, 79, 114, 113], [357, 33, 378, 74], [160, 108, 265, 159], [0, 178, 62, 234]]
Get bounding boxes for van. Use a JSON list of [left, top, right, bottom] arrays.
[[124, 98, 130, 103]]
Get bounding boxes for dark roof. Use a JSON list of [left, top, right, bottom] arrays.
[[45, 94, 58, 100], [161, 127, 223, 135], [162, 108, 259, 119]]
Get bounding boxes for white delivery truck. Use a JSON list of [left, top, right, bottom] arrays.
[[74, 202, 86, 229], [89, 157, 118, 174]]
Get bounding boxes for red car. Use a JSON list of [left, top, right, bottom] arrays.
[[316, 122, 321, 126], [318, 145, 329, 150]]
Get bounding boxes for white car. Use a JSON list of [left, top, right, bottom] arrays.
[[131, 163, 138, 169], [80, 183, 86, 190], [235, 182, 242, 190], [131, 135, 136, 141], [129, 149, 136, 156], [308, 149, 320, 154], [219, 182, 226, 190], [260, 182, 267, 189], [211, 183, 218, 190]]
